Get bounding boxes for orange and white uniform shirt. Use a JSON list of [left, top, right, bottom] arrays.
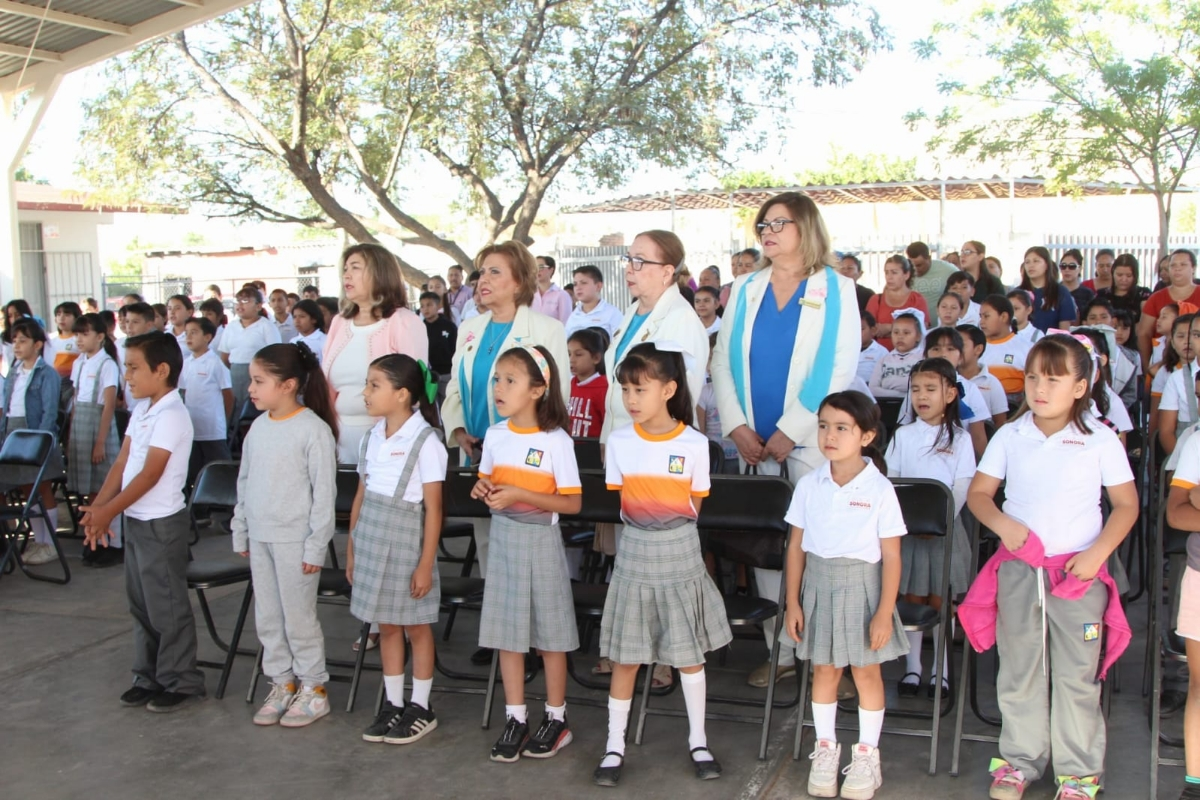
[[605, 421, 710, 530], [478, 421, 581, 525], [47, 333, 81, 378], [980, 333, 1033, 394]]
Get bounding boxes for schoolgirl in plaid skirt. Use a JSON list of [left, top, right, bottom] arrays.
[[349, 354, 448, 746], [470, 345, 581, 764]]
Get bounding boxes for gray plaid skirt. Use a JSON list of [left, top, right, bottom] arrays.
[[478, 514, 579, 653], [795, 554, 909, 668], [0, 416, 65, 490], [600, 523, 733, 667], [349, 490, 440, 626], [66, 401, 118, 496], [898, 517, 970, 599]]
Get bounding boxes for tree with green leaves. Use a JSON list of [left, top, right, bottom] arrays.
[[80, 0, 885, 283], [906, 0, 1200, 256]]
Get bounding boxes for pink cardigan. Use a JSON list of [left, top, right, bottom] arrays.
[[957, 531, 1129, 679], [322, 309, 429, 401]]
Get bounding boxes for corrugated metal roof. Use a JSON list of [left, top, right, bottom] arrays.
[[0, 0, 201, 79], [562, 178, 1200, 214]]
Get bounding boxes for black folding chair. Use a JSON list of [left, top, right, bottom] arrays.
[[795, 479, 955, 776], [878, 397, 904, 440], [636, 473, 794, 761], [0, 429, 70, 584], [185, 460, 253, 699], [1150, 460, 1189, 798]]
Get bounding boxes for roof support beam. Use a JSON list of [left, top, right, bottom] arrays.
[[976, 182, 996, 199], [0, 1, 131, 35], [0, 41, 61, 62]]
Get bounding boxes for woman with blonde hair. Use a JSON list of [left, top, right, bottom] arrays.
[[323, 242, 428, 464], [710, 191, 860, 689]]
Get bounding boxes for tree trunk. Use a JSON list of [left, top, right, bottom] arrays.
[[1155, 190, 1171, 260]]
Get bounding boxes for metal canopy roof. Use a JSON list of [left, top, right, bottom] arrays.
[[0, 0, 253, 92], [562, 177, 1196, 214]]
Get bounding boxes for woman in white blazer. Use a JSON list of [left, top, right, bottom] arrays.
[[441, 241, 570, 582], [599, 230, 710, 442], [710, 192, 861, 688]]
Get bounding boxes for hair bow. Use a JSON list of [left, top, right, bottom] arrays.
[[1048, 328, 1095, 352], [416, 360, 438, 404], [652, 339, 698, 374]]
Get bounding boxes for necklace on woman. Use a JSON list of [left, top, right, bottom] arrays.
[[482, 320, 512, 355]]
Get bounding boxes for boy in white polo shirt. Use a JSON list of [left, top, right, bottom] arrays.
[[180, 317, 233, 484], [82, 331, 205, 713]]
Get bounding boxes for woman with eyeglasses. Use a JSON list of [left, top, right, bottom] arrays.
[[1056, 248, 1096, 311], [1138, 249, 1200, 370], [598, 230, 711, 441], [1018, 246, 1078, 332], [959, 240, 1006, 302], [710, 191, 860, 690]]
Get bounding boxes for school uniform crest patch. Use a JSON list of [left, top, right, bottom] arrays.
[[525, 448, 544, 467], [1004, 354, 1014, 364], [668, 455, 685, 474], [1083, 623, 1100, 642]]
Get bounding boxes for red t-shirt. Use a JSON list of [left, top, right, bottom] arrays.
[[569, 373, 608, 438], [1143, 286, 1200, 322], [865, 290, 929, 350]]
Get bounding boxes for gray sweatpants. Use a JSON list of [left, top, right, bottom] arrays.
[[250, 541, 328, 685], [125, 510, 205, 695], [995, 560, 1108, 781]]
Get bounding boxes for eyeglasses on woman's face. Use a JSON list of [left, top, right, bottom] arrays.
[[755, 218, 795, 234], [619, 254, 669, 271]]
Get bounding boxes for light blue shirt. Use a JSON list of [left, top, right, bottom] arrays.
[[615, 312, 650, 364], [466, 320, 512, 439]]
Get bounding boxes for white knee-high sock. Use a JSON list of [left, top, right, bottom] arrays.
[[384, 673, 405, 707], [32, 507, 58, 545], [601, 696, 631, 767], [858, 706, 885, 748], [812, 701, 837, 743], [905, 630, 924, 678], [410, 676, 432, 709], [680, 669, 711, 759]]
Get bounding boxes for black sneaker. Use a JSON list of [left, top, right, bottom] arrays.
[[120, 686, 162, 707], [521, 713, 572, 758], [489, 716, 529, 763], [1180, 783, 1200, 800], [146, 691, 205, 713], [383, 702, 438, 745], [471, 647, 494, 666], [88, 545, 124, 568], [362, 701, 405, 743]]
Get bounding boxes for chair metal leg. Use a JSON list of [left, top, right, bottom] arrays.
[[760, 635, 781, 760], [482, 650, 502, 729], [345, 619, 372, 713], [214, 583, 254, 700], [950, 627, 971, 777], [634, 662, 655, 745], [246, 645, 264, 703], [20, 504, 70, 585], [928, 599, 950, 776], [793, 661, 811, 760]]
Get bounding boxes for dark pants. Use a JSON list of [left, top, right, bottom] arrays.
[[124, 510, 205, 696], [188, 440, 231, 487]]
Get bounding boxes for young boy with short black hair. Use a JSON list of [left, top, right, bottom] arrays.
[[82, 331, 204, 712], [180, 317, 233, 484]]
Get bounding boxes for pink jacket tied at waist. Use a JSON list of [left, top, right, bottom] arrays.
[[957, 531, 1130, 680]]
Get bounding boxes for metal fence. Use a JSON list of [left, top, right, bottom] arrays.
[[100, 274, 326, 308], [1045, 234, 1200, 288]]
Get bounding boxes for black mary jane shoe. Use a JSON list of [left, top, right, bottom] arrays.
[[690, 747, 722, 780], [593, 752, 624, 787], [897, 673, 921, 698]]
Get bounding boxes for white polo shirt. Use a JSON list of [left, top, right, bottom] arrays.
[[1160, 360, 1200, 424], [70, 351, 119, 404], [1090, 385, 1132, 433], [899, 375, 989, 425], [784, 459, 907, 563], [294, 329, 327, 364], [856, 340, 888, 384], [122, 390, 194, 521], [885, 418, 975, 512], [361, 415, 448, 502], [704, 317, 722, 336], [180, 349, 233, 441], [967, 369, 1009, 417], [976, 412, 1133, 556], [218, 317, 282, 363], [1151, 363, 1174, 397], [274, 313, 298, 343], [564, 299, 625, 337]]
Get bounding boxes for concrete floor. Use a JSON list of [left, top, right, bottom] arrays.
[[0, 526, 1183, 800]]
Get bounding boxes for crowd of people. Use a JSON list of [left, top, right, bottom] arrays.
[[2, 191, 1200, 800]]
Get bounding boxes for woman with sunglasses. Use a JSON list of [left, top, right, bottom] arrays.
[[1019, 246, 1078, 331], [1056, 248, 1096, 311], [710, 191, 860, 689], [598, 230, 711, 440]]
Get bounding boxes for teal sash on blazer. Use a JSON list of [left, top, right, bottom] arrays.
[[728, 266, 843, 421]]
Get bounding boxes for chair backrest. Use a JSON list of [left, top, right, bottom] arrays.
[[189, 460, 241, 512], [444, 466, 491, 519], [707, 438, 725, 475], [561, 469, 622, 526], [891, 478, 953, 538], [574, 438, 603, 470], [878, 397, 904, 437], [0, 427, 54, 468], [699, 474, 793, 571], [335, 467, 360, 521]]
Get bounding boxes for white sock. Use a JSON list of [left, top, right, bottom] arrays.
[[680, 669, 711, 759], [904, 630, 924, 679], [31, 513, 52, 546], [858, 706, 885, 748], [410, 677, 432, 709], [602, 696, 631, 767], [812, 701, 837, 743], [546, 702, 566, 722], [384, 673, 405, 707], [506, 704, 527, 724]]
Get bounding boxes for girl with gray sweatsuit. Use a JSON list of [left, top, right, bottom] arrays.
[[231, 342, 339, 727]]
